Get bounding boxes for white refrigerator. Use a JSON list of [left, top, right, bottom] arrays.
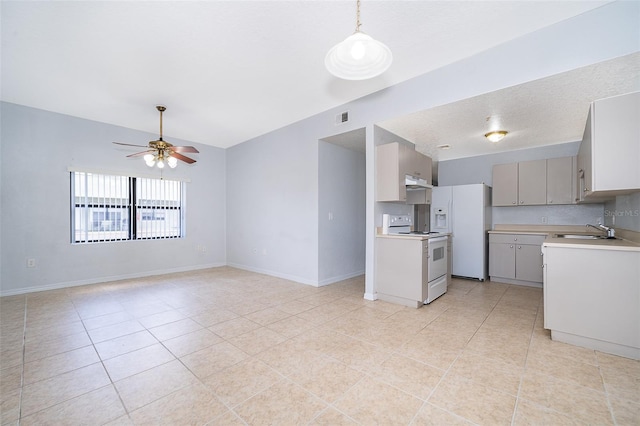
[[430, 184, 492, 281]]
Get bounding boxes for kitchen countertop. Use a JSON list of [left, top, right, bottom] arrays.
[[490, 225, 640, 252], [376, 232, 451, 240], [489, 230, 548, 236], [542, 235, 640, 251]]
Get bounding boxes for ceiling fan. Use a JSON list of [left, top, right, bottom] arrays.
[[113, 105, 199, 169]]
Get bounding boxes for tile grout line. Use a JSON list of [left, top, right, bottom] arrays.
[[17, 295, 28, 426], [595, 351, 620, 426], [79, 299, 133, 424], [509, 293, 540, 426]]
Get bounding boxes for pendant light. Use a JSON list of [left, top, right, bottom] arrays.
[[325, 0, 392, 80]]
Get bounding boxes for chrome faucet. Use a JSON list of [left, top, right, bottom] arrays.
[[586, 223, 615, 238]]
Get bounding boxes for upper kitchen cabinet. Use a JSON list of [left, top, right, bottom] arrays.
[[493, 157, 577, 206], [518, 159, 547, 205], [406, 147, 432, 181], [492, 163, 518, 206], [547, 156, 576, 205], [578, 91, 640, 201], [493, 160, 546, 206], [376, 142, 432, 202]]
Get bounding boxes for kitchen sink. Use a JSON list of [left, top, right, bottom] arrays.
[[554, 234, 602, 239]]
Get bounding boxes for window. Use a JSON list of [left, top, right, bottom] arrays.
[[71, 172, 184, 243]]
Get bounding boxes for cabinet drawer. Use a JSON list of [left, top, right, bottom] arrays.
[[489, 233, 546, 245]]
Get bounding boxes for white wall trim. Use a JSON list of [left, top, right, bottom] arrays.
[[226, 262, 319, 287], [317, 270, 365, 287], [0, 263, 224, 297], [363, 292, 377, 301]]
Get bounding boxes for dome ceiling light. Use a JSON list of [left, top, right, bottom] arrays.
[[485, 130, 508, 143], [325, 0, 392, 80]]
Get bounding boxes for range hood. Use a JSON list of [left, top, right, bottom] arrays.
[[405, 175, 433, 189]]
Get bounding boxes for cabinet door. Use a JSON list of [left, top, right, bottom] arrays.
[[492, 163, 518, 206], [406, 188, 432, 205], [407, 150, 432, 183], [547, 157, 574, 205], [578, 109, 593, 198], [489, 243, 515, 279], [593, 92, 640, 191], [376, 143, 406, 202], [515, 244, 543, 282], [518, 159, 547, 205]]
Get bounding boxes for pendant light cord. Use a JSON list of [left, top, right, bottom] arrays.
[[355, 0, 361, 32]]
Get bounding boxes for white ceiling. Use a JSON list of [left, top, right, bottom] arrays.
[[1, 0, 619, 153], [378, 53, 640, 162]]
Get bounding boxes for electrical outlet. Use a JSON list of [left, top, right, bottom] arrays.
[[252, 248, 258, 254], [541, 216, 547, 224], [27, 258, 36, 268]]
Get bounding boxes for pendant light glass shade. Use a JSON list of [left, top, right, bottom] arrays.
[[325, 0, 392, 80], [325, 31, 392, 80]]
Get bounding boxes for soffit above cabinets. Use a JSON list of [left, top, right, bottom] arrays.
[[377, 53, 640, 162]]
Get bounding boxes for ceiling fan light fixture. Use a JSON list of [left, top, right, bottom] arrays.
[[113, 106, 199, 167], [325, 0, 392, 80], [485, 130, 508, 143]]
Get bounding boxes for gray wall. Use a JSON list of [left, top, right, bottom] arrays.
[[608, 193, 640, 231], [225, 115, 322, 284], [318, 141, 366, 284], [438, 142, 581, 187], [0, 103, 226, 295]]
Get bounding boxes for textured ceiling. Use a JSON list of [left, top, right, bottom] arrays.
[[1, 1, 613, 151], [378, 53, 640, 162]]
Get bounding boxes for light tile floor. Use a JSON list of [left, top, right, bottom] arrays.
[[1, 267, 638, 425]]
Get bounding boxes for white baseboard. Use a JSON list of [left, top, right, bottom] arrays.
[[317, 270, 365, 287], [0, 263, 225, 297], [226, 262, 319, 287]]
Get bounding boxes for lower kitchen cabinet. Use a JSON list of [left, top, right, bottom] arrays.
[[375, 237, 427, 308], [489, 233, 545, 286], [543, 244, 640, 359]]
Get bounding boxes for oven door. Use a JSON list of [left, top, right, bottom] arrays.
[[427, 237, 448, 282]]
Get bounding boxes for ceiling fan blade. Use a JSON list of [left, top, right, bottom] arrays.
[[113, 142, 150, 148], [126, 150, 155, 158], [170, 146, 199, 153], [170, 152, 197, 164]]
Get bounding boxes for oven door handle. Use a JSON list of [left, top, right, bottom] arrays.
[[428, 236, 448, 244]]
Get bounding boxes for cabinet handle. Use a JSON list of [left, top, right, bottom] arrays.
[[514, 238, 518, 241], [520, 201, 524, 204], [510, 245, 513, 248], [549, 200, 553, 203], [512, 201, 516, 204], [518, 246, 522, 249]]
